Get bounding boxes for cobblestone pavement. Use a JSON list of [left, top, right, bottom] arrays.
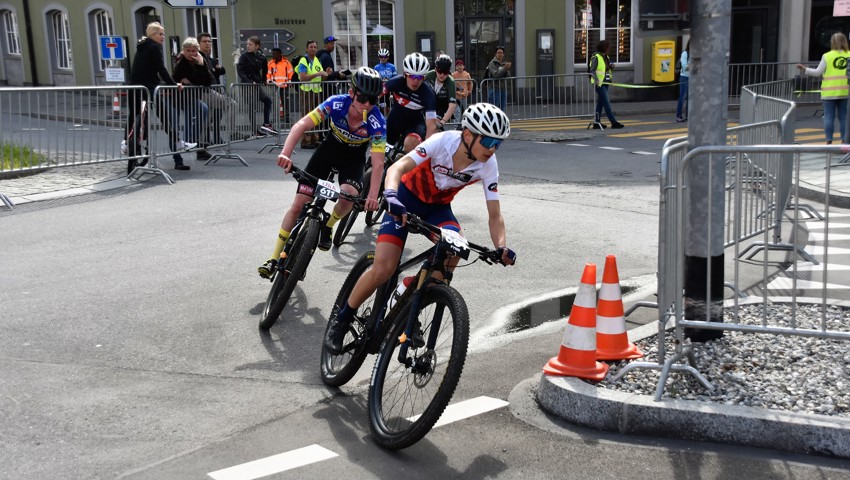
[[0, 162, 127, 197]]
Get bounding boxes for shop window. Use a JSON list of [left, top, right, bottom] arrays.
[[575, 0, 632, 66]]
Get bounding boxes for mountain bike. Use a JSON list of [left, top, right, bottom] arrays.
[[320, 214, 509, 449], [332, 137, 406, 247], [259, 166, 364, 330]]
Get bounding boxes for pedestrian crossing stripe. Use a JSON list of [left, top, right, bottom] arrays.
[[806, 222, 850, 230], [807, 232, 850, 241], [767, 277, 850, 290], [794, 262, 850, 271]]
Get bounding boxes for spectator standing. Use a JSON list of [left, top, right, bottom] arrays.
[[675, 41, 690, 122], [797, 32, 850, 144], [267, 48, 295, 124], [451, 59, 473, 122], [588, 40, 624, 129], [297, 40, 327, 149], [126, 22, 189, 172], [237, 36, 278, 137], [198, 32, 225, 84], [318, 36, 348, 81], [486, 46, 511, 110], [374, 48, 397, 117], [198, 32, 227, 145]]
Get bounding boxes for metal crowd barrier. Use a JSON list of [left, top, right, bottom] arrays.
[[728, 62, 820, 107], [477, 74, 596, 121], [616, 144, 850, 401], [0, 85, 149, 206]]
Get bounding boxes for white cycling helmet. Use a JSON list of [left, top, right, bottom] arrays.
[[462, 103, 511, 139], [377, 48, 390, 58], [402, 52, 430, 75]]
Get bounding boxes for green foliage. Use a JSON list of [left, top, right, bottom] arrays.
[[1, 142, 46, 170]]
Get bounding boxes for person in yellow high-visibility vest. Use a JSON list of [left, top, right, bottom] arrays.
[[296, 40, 327, 149], [588, 40, 624, 129], [267, 48, 294, 124], [798, 32, 850, 144]]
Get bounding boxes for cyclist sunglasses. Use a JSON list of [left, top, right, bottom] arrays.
[[407, 74, 425, 81], [478, 135, 504, 150], [355, 92, 378, 105], [436, 69, 450, 75]]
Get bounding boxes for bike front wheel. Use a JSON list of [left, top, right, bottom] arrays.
[[320, 251, 386, 387], [259, 218, 320, 330], [367, 285, 469, 449]]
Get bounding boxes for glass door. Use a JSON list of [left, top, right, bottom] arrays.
[[464, 17, 503, 87]]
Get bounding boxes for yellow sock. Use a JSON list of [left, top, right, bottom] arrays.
[[326, 209, 344, 228], [271, 228, 290, 260]]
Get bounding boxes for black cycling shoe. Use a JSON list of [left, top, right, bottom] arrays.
[[318, 225, 333, 251], [324, 314, 352, 354], [258, 259, 277, 279]]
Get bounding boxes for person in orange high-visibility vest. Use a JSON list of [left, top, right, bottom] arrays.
[[798, 32, 850, 144], [268, 48, 295, 123]]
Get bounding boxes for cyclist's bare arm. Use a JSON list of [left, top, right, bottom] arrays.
[[486, 199, 514, 265], [277, 111, 321, 171], [384, 155, 417, 191]]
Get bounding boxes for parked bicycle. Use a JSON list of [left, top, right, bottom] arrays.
[[332, 137, 406, 247], [259, 166, 364, 330], [320, 214, 511, 449]]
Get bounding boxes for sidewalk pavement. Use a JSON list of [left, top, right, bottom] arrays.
[[2, 103, 849, 460]]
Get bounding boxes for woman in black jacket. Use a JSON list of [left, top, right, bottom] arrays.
[[126, 22, 190, 171], [237, 36, 277, 136]]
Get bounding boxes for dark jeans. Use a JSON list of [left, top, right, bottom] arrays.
[[594, 84, 617, 123], [676, 76, 689, 118]]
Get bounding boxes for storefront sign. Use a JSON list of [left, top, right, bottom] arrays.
[[835, 0, 850, 17]]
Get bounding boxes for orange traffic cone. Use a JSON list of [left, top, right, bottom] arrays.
[[596, 255, 644, 361], [543, 263, 609, 382]]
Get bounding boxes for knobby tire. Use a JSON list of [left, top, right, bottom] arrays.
[[367, 285, 469, 449], [320, 251, 387, 387], [259, 218, 320, 330]]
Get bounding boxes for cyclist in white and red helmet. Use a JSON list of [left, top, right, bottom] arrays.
[[381, 52, 438, 154], [325, 102, 515, 354]]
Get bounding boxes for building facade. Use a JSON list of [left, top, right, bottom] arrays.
[[0, 1, 837, 102]]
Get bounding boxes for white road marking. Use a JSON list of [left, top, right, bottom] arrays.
[[806, 246, 850, 255], [766, 277, 850, 290], [794, 262, 850, 271], [805, 222, 850, 230], [207, 445, 338, 480], [807, 232, 850, 241], [408, 396, 509, 428], [631, 151, 656, 155], [566, 143, 590, 147], [598, 146, 623, 151]]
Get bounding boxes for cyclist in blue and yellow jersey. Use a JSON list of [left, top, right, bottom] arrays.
[[374, 48, 397, 116], [798, 32, 850, 144], [382, 52, 439, 154], [324, 103, 517, 354], [258, 67, 387, 278]]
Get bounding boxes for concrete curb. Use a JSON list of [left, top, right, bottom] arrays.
[[525, 303, 850, 459], [536, 373, 850, 458]]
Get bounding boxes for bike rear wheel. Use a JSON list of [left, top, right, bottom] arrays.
[[332, 208, 360, 248], [259, 218, 320, 330], [320, 251, 386, 387], [367, 285, 469, 449]]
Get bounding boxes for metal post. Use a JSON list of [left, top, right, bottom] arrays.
[[684, 0, 731, 341]]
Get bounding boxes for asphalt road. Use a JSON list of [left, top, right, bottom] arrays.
[[2, 119, 849, 479]]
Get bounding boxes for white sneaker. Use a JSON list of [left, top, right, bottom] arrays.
[[120, 140, 129, 156], [176, 140, 198, 151]]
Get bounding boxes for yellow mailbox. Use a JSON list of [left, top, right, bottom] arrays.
[[652, 40, 676, 83]]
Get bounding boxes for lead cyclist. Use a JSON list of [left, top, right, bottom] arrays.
[[325, 102, 517, 354]]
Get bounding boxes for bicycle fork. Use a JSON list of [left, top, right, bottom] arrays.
[[396, 269, 449, 373]]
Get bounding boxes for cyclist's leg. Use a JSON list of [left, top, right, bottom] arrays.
[[330, 148, 367, 221], [416, 196, 463, 281], [402, 121, 426, 153]]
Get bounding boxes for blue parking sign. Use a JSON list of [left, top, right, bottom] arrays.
[[100, 36, 125, 61]]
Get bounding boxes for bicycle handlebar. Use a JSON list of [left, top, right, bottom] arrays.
[[405, 214, 506, 265], [288, 166, 365, 206]]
